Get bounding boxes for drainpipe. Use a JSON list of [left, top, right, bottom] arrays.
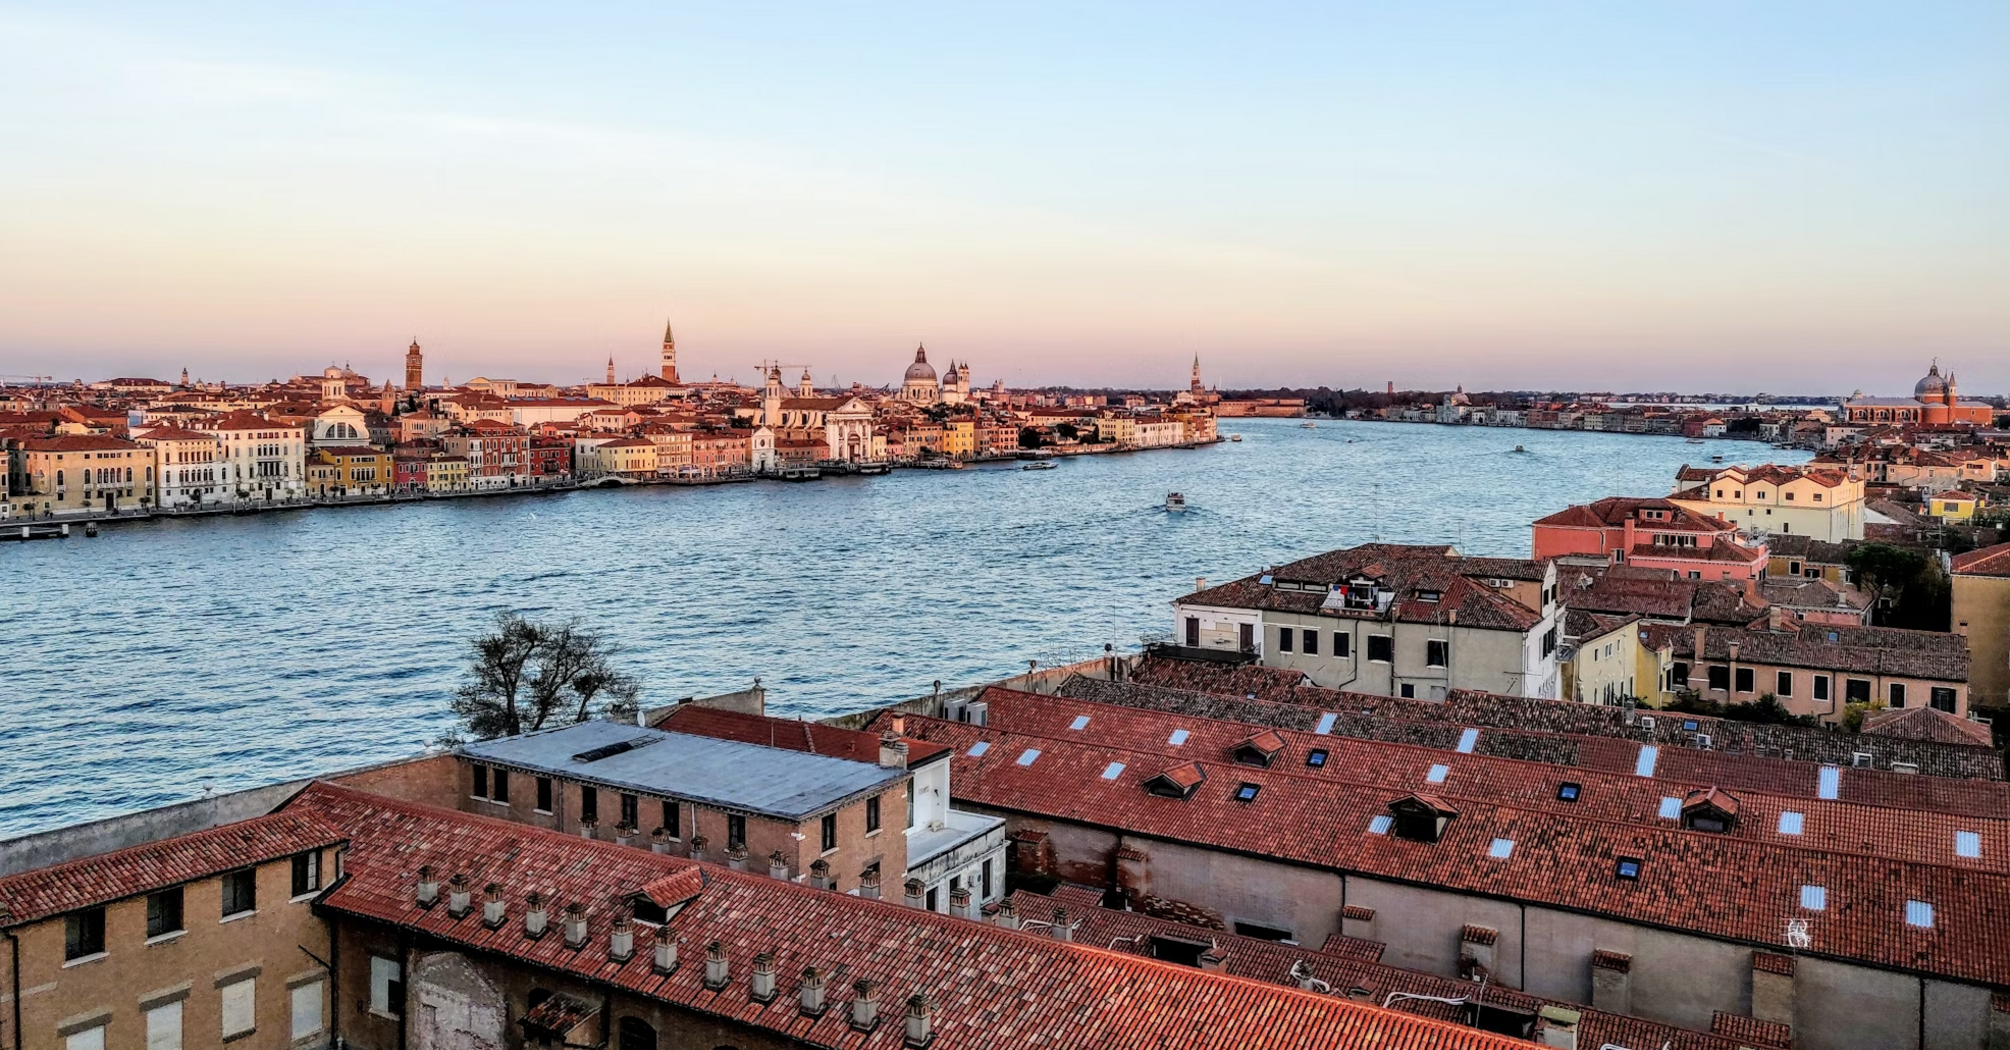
[[5, 916, 22, 1050]]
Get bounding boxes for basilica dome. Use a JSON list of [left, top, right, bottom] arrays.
[[905, 346, 937, 382], [1914, 363, 1948, 399]]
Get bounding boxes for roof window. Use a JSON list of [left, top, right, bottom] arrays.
[[1456, 728, 1479, 754], [1231, 731, 1286, 768], [1905, 900, 1934, 928], [1168, 729, 1190, 746], [1657, 797, 1682, 820], [1777, 811, 1804, 835], [967, 741, 990, 757], [1680, 788, 1740, 833], [1615, 857, 1641, 880], [1800, 885, 1826, 911], [1233, 783, 1261, 803], [1144, 763, 1207, 800], [1634, 745, 1658, 777], [1487, 838, 1514, 859], [1387, 794, 1458, 843], [1306, 748, 1329, 768], [1556, 782, 1581, 802], [1426, 764, 1449, 784], [1015, 749, 1041, 767], [1314, 713, 1337, 735], [1955, 831, 1981, 858], [1101, 762, 1126, 781], [1367, 815, 1393, 835], [1068, 716, 1090, 731], [1817, 766, 1841, 800]]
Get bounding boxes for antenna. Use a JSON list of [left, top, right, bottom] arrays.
[[1785, 919, 1811, 949]]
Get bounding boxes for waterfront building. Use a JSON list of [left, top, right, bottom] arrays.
[[899, 345, 939, 404], [132, 425, 227, 509], [573, 436, 657, 479], [1532, 497, 1767, 581], [1950, 542, 2010, 713], [309, 446, 391, 497], [438, 420, 529, 486], [1654, 617, 1971, 721], [5, 434, 153, 516], [1842, 361, 1996, 426], [687, 427, 749, 476], [1670, 464, 1866, 542], [821, 397, 876, 462], [308, 404, 371, 448], [197, 412, 305, 503], [1174, 543, 1561, 700]]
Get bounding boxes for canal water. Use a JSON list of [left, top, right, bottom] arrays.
[[0, 418, 1807, 837]]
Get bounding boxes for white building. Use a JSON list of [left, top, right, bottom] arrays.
[[132, 426, 227, 509], [197, 412, 306, 502]]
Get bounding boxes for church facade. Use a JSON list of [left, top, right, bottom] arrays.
[[1843, 362, 1995, 426]]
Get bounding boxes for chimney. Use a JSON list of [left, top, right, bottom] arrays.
[[481, 883, 505, 929], [1590, 951, 1630, 1014], [994, 897, 1019, 930], [615, 824, 636, 847], [1198, 940, 1226, 972], [1692, 626, 1707, 665], [768, 850, 791, 881], [1768, 606, 1786, 632], [578, 816, 598, 840], [650, 827, 671, 855], [416, 865, 440, 908], [524, 892, 549, 939], [903, 994, 934, 1048], [563, 902, 588, 949], [609, 912, 634, 963], [726, 845, 750, 871], [688, 834, 708, 863], [750, 952, 777, 1003], [1743, 575, 1760, 603], [859, 868, 882, 900], [1727, 641, 1741, 665], [1534, 1005, 1581, 1050], [446, 873, 473, 919], [904, 879, 927, 909], [880, 732, 910, 769], [850, 979, 880, 1032], [948, 886, 972, 920], [809, 859, 831, 891], [799, 967, 828, 1017], [1195, 576, 1207, 592], [653, 934, 679, 975], [890, 715, 906, 735], [1049, 908, 1072, 942], [703, 941, 730, 991]]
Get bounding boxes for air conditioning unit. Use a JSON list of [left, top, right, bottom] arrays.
[[1638, 716, 1656, 731], [965, 701, 989, 728], [1851, 752, 1872, 768], [1695, 734, 1712, 750], [1890, 761, 1920, 775]]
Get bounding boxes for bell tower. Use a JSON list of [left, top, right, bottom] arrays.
[[404, 339, 423, 392], [660, 320, 679, 383], [606, 356, 616, 385]]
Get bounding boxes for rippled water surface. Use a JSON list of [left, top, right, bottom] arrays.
[[1, 419, 1806, 836]]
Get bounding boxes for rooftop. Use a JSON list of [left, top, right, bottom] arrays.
[[461, 720, 909, 821]]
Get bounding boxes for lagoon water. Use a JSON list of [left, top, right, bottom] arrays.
[[0, 418, 1807, 837]]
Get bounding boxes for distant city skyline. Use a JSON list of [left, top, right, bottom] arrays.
[[2, 3, 2004, 392]]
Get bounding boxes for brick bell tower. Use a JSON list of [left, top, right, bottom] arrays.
[[660, 320, 679, 383], [404, 339, 424, 393]]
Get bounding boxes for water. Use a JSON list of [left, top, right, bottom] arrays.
[[0, 418, 1805, 837]]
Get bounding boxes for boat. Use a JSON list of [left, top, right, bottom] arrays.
[[1300, 422, 1317, 429], [1710, 454, 1725, 463], [1022, 462, 1056, 471], [1685, 438, 1706, 445], [1512, 445, 1528, 454], [1165, 492, 1187, 512], [1229, 434, 1242, 442]]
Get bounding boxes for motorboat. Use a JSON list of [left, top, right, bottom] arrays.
[[1165, 492, 1187, 512], [1300, 421, 1317, 429], [1685, 438, 1706, 445], [1229, 434, 1242, 442], [1022, 461, 1056, 471], [1512, 445, 1528, 454]]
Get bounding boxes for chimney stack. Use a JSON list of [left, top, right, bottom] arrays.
[[948, 886, 972, 920], [768, 850, 791, 881], [726, 844, 750, 871], [751, 952, 778, 1003], [1199, 940, 1226, 972], [993, 897, 1019, 930], [446, 873, 473, 919], [799, 966, 828, 1017], [651, 827, 671, 855], [416, 865, 440, 908], [859, 868, 882, 900], [850, 979, 880, 1032], [481, 883, 505, 929], [880, 732, 910, 769], [703, 941, 730, 991], [524, 892, 548, 939], [1050, 908, 1072, 942], [688, 834, 708, 863], [563, 902, 588, 949], [904, 879, 927, 909], [653, 934, 679, 975], [809, 859, 832, 891], [1534, 1005, 1581, 1049], [903, 994, 934, 1048], [1692, 626, 1707, 666], [609, 911, 635, 963], [578, 817, 598, 840], [891, 715, 906, 735]]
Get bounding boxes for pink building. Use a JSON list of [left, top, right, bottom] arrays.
[[1533, 497, 1767, 581]]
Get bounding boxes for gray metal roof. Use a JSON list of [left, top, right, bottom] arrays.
[[462, 720, 908, 821]]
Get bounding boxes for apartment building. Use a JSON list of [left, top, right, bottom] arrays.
[[1670, 464, 1866, 541], [195, 413, 305, 502], [1533, 497, 1766, 581], [1951, 542, 2010, 714], [1657, 619, 1971, 722], [6, 435, 154, 515], [131, 426, 228, 509]]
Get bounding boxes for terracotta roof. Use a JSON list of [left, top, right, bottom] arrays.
[[1861, 707, 1996, 749], [654, 706, 951, 766], [131, 426, 221, 443], [1668, 622, 1969, 682], [287, 782, 1535, 1050], [1533, 497, 1735, 533], [1181, 545, 1545, 633], [1952, 543, 2010, 579], [16, 435, 143, 452], [0, 811, 342, 926]]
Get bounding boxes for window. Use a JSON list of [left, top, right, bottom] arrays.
[[1367, 814, 1393, 835], [1845, 678, 1871, 703], [222, 868, 256, 917], [292, 851, 321, 897], [1426, 639, 1448, 667], [1889, 683, 1907, 708], [369, 956, 404, 1016], [821, 813, 838, 852], [1778, 811, 1804, 835], [1232, 921, 1293, 942], [1399, 683, 1415, 698], [1100, 761, 1126, 779], [1277, 627, 1292, 653], [727, 814, 746, 850], [865, 795, 880, 833], [1301, 629, 1318, 655], [146, 1001, 182, 1050], [1426, 763, 1449, 783], [1813, 675, 1830, 702], [1734, 668, 1754, 693], [65, 907, 106, 960], [1148, 935, 1209, 967], [1233, 783, 1261, 803], [618, 1017, 657, 1050], [1800, 885, 1826, 911], [1776, 671, 1793, 697], [1669, 662, 1689, 686], [147, 887, 185, 939], [472, 764, 488, 798], [1184, 616, 1199, 647], [1905, 900, 1934, 928], [1068, 715, 1091, 730], [536, 777, 553, 812], [1657, 796, 1682, 820], [67, 1026, 104, 1050], [967, 741, 989, 757], [1367, 635, 1393, 662], [621, 793, 639, 827], [981, 859, 994, 900], [1334, 632, 1350, 657], [1615, 857, 1641, 880], [1306, 749, 1329, 768], [1955, 830, 1982, 858], [1707, 666, 1730, 691], [1931, 687, 1957, 713], [492, 769, 509, 803], [1168, 729, 1190, 746], [1016, 748, 1041, 766], [926, 887, 939, 911], [221, 976, 256, 1039], [580, 786, 598, 823], [291, 981, 324, 1040], [1487, 838, 1514, 859], [1556, 782, 1580, 802], [908, 786, 916, 829]]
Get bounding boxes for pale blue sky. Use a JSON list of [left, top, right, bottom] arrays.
[[1, 2, 2004, 392]]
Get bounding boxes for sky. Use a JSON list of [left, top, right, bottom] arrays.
[[1, 3, 2005, 394]]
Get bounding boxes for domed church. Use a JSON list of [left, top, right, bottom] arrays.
[[1843, 361, 1995, 426], [901, 345, 939, 404]]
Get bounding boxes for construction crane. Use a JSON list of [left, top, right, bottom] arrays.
[[1, 374, 55, 384]]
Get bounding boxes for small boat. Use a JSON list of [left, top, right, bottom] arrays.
[[1228, 434, 1242, 442], [1165, 492, 1187, 512], [1022, 462, 1056, 471], [1685, 438, 1706, 445], [1511, 445, 1528, 454], [1300, 422, 1317, 429], [1710, 454, 1725, 463]]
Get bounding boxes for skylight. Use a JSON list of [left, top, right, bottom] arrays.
[[1169, 729, 1190, 746], [1426, 764, 1449, 784], [1800, 885, 1826, 911], [1615, 857, 1641, 880], [1314, 713, 1337, 735], [1233, 783, 1261, 803], [1905, 900, 1934, 928], [1634, 745, 1658, 778], [1306, 748, 1329, 768], [1367, 815, 1393, 835], [1488, 838, 1514, 859], [1556, 782, 1580, 802], [1016, 749, 1041, 767], [1955, 831, 1982, 858], [1456, 728, 1479, 754], [1101, 762, 1126, 781], [1657, 797, 1681, 820], [1778, 812, 1804, 835], [1818, 766, 1840, 800], [1068, 715, 1091, 731], [967, 741, 990, 757]]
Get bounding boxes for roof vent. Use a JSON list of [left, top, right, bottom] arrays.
[[571, 737, 657, 763], [1144, 762, 1207, 800]]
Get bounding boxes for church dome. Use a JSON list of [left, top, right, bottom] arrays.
[[905, 346, 937, 382], [1914, 363, 1948, 399]]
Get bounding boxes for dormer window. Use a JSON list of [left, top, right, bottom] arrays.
[[1386, 794, 1458, 844], [1679, 788, 1740, 833], [1416, 590, 1441, 603], [1144, 763, 1207, 800], [1230, 731, 1286, 768]]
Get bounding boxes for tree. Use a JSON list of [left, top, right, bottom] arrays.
[[444, 613, 640, 743], [1845, 543, 1949, 630]]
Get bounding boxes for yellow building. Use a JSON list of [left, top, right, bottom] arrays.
[[6, 435, 155, 516], [577, 436, 658, 478], [1930, 491, 1984, 522], [310, 446, 391, 496], [942, 420, 976, 459], [1094, 415, 1137, 445], [425, 454, 471, 492], [1951, 543, 2010, 713], [1670, 463, 1866, 541], [1563, 612, 1673, 706]]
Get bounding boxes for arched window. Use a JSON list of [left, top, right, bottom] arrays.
[[56, 470, 64, 486], [617, 1017, 656, 1050]]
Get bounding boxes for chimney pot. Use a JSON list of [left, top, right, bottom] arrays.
[[482, 883, 505, 929], [416, 865, 440, 908], [858, 868, 882, 900], [849, 980, 879, 1032], [726, 844, 750, 871], [799, 967, 827, 1017], [578, 817, 598, 840], [1050, 908, 1072, 942], [994, 897, 1019, 930], [879, 733, 910, 769], [609, 911, 635, 962], [768, 850, 790, 881], [524, 892, 548, 939], [809, 858, 831, 891], [904, 879, 928, 909], [703, 941, 730, 991], [652, 934, 678, 975], [903, 994, 934, 1048], [563, 902, 589, 949], [948, 886, 972, 920], [447, 873, 473, 919], [688, 834, 708, 862], [751, 952, 778, 1003], [890, 715, 906, 735], [1195, 576, 1207, 592], [1199, 940, 1227, 972], [650, 827, 671, 855]]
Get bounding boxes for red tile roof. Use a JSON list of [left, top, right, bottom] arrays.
[[1861, 707, 1996, 749], [0, 811, 342, 926], [1952, 542, 2010, 579], [1533, 497, 1736, 533], [287, 782, 1535, 1050], [654, 706, 951, 766]]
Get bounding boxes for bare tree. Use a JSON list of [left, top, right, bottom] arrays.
[[445, 613, 641, 743]]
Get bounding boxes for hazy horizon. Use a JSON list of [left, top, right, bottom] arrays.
[[3, 2, 2005, 394]]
